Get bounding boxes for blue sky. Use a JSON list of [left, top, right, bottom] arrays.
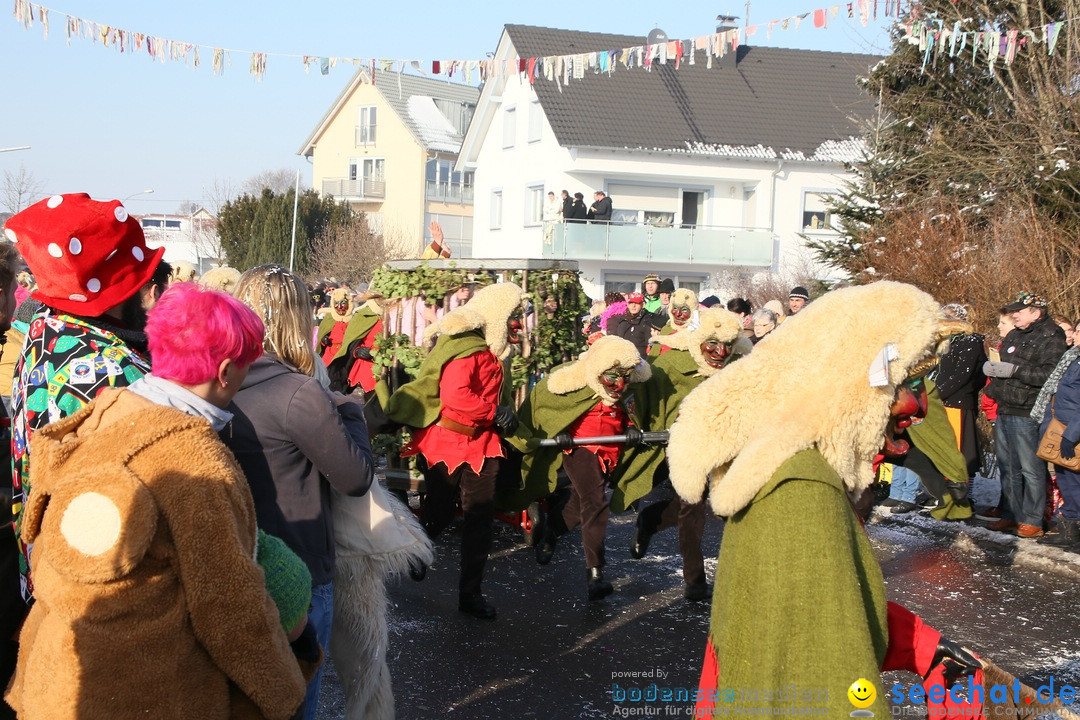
[[0, 1, 897, 215]]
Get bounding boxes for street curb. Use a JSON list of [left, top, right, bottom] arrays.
[[868, 508, 1080, 581]]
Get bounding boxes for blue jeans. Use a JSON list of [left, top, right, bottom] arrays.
[[302, 581, 334, 720], [888, 465, 921, 504], [995, 414, 1047, 527]]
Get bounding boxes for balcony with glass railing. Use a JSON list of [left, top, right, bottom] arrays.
[[425, 181, 474, 205], [541, 221, 775, 267], [321, 178, 386, 200]]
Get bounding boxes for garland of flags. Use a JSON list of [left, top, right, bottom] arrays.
[[11, 0, 1074, 83]]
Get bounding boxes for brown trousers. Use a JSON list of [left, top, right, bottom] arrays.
[[556, 448, 612, 570], [635, 495, 707, 584]]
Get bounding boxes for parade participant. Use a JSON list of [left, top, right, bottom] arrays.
[[317, 288, 355, 367], [384, 282, 525, 620], [512, 335, 659, 601], [4, 193, 169, 604], [324, 292, 385, 396], [668, 282, 981, 718], [648, 288, 698, 357], [631, 308, 751, 600], [5, 283, 308, 720]]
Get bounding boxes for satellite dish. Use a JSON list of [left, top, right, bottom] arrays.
[[647, 27, 668, 45]]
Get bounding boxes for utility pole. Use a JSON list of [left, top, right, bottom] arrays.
[[745, 0, 750, 28]]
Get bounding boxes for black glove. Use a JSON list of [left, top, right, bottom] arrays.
[[1061, 436, 1078, 460], [554, 432, 575, 450], [289, 621, 321, 665], [493, 405, 518, 435], [946, 480, 969, 503], [318, 334, 332, 350], [624, 426, 644, 447], [352, 345, 373, 361], [929, 637, 981, 682]]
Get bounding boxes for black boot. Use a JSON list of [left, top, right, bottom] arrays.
[[684, 579, 712, 602], [458, 593, 497, 620], [1037, 517, 1080, 548], [535, 527, 558, 565], [629, 524, 654, 560], [586, 567, 613, 601]]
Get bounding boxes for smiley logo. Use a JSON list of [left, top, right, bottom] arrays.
[[848, 678, 877, 711]]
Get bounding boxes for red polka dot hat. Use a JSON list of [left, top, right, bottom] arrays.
[[3, 193, 166, 317]]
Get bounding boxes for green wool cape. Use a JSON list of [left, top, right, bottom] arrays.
[[906, 380, 972, 521], [330, 307, 381, 363], [705, 449, 890, 717], [499, 369, 665, 513], [383, 330, 497, 430], [317, 313, 341, 343], [647, 324, 677, 358]]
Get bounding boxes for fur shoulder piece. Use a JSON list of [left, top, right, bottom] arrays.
[[422, 282, 524, 359], [547, 335, 650, 402], [667, 282, 946, 517]]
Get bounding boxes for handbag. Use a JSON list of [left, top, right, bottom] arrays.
[[1036, 398, 1080, 471]]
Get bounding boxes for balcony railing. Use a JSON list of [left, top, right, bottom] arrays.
[[322, 178, 386, 200], [355, 125, 376, 145], [541, 221, 775, 267], [425, 181, 474, 204]]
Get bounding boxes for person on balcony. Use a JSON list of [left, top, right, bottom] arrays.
[[568, 193, 588, 223], [543, 191, 562, 246], [588, 191, 612, 223]]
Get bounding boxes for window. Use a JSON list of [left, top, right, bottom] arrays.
[[527, 100, 543, 143], [490, 190, 503, 229], [347, 158, 386, 197], [140, 218, 181, 230], [502, 106, 516, 148], [525, 185, 544, 226], [802, 191, 838, 232], [425, 159, 472, 203], [356, 105, 377, 145]]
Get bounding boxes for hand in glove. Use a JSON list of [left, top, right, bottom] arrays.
[[1061, 436, 1078, 460], [982, 360, 1017, 378], [554, 432, 575, 450], [493, 405, 519, 435], [929, 637, 981, 683], [352, 345, 373, 361], [623, 426, 644, 447], [318, 334, 332, 350]]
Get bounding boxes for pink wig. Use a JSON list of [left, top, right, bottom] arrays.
[[599, 300, 628, 332], [147, 282, 265, 385]]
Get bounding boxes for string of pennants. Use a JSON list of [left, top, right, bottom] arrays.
[[11, 0, 1075, 83]]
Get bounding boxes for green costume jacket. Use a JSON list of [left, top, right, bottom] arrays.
[[500, 369, 666, 513], [706, 448, 890, 717], [329, 307, 381, 364], [647, 325, 676, 358]]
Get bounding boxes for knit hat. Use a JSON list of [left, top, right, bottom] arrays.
[[701, 295, 721, 308], [256, 529, 312, 632], [4, 193, 166, 317], [1001, 291, 1047, 313], [788, 286, 810, 301], [642, 273, 660, 285]]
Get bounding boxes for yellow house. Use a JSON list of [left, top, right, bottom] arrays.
[[299, 69, 480, 256]]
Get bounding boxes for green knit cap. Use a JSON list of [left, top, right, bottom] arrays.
[[256, 529, 312, 632]]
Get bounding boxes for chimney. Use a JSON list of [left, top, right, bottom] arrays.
[[715, 14, 739, 69]]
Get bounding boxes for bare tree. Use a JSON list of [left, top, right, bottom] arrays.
[[2, 164, 46, 213], [203, 177, 237, 214], [241, 168, 305, 197], [190, 212, 226, 269], [175, 200, 200, 215], [310, 214, 411, 285]]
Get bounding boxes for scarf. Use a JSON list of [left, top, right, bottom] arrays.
[[129, 374, 234, 431], [1031, 345, 1080, 421]]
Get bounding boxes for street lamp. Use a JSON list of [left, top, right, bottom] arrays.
[[123, 188, 154, 202]]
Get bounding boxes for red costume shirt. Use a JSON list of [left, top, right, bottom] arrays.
[[566, 400, 628, 473], [405, 350, 504, 473], [347, 317, 383, 393], [320, 321, 347, 366]]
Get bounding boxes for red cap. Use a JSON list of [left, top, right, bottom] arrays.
[[627, 292, 644, 303], [4, 193, 166, 317]]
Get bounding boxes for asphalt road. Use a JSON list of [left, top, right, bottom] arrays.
[[314, 485, 1080, 720]]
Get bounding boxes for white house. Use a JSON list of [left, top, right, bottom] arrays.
[[457, 24, 880, 297], [138, 208, 221, 274]]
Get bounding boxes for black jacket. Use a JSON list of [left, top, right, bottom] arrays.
[[588, 196, 613, 222], [985, 315, 1068, 416], [561, 197, 575, 219], [223, 355, 373, 585], [934, 333, 986, 411], [608, 310, 663, 357], [569, 199, 588, 222]]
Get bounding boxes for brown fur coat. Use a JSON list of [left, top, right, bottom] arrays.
[[5, 389, 305, 720]]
